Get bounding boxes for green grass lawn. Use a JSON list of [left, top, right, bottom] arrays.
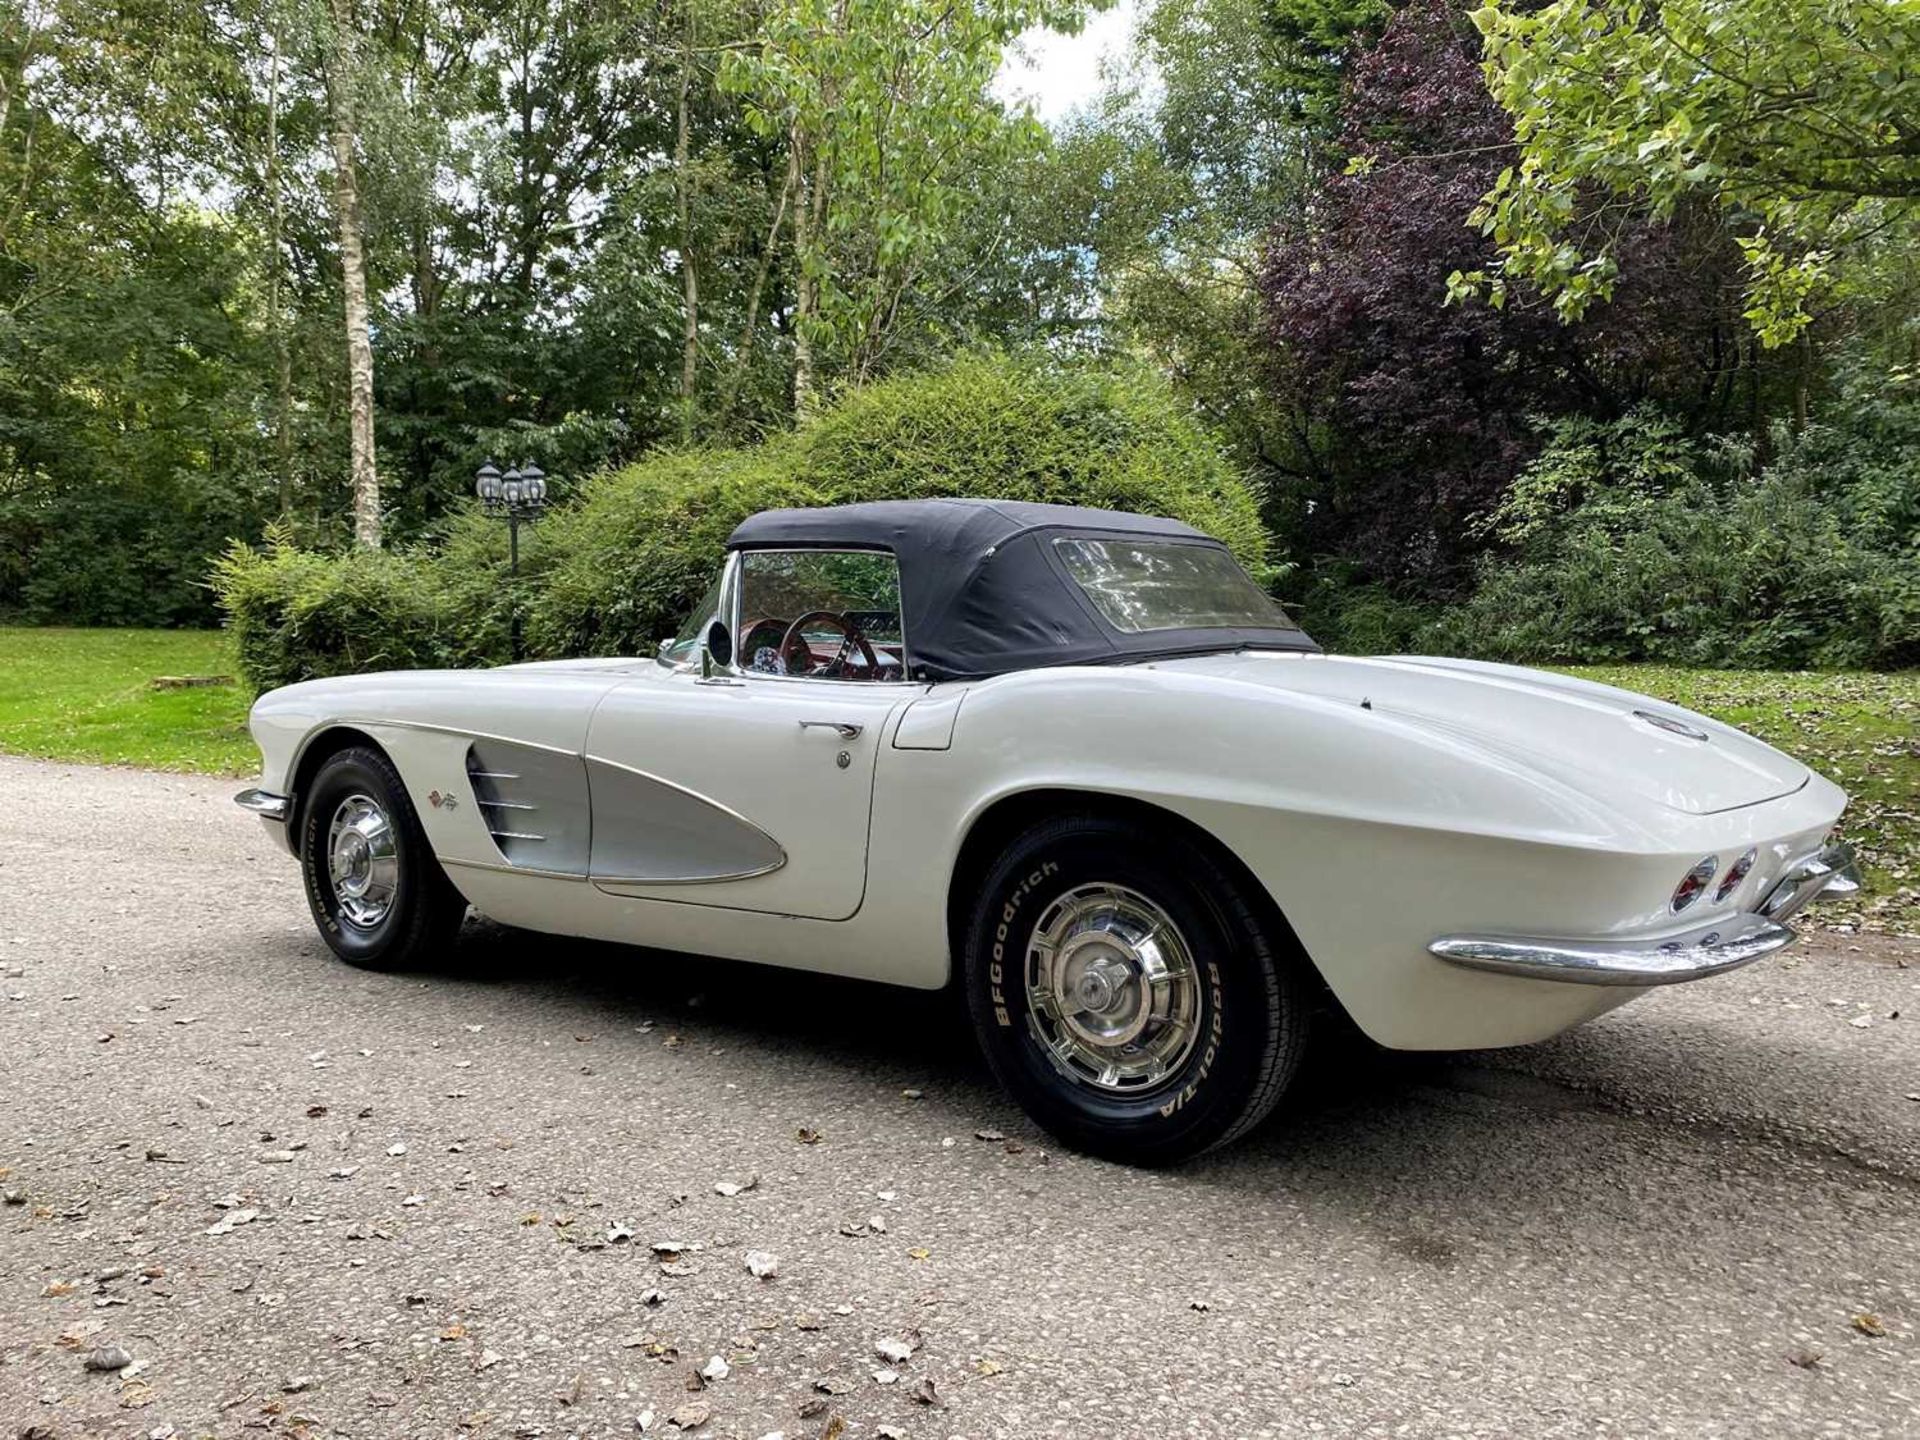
[[0, 628, 1911, 931], [0, 627, 255, 776]]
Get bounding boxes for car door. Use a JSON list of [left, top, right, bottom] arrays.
[[583, 548, 920, 921]]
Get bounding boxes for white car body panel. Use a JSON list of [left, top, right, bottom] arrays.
[[247, 645, 1847, 1052]]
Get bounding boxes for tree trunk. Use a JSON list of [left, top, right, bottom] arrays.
[[327, 0, 380, 549], [719, 146, 797, 428], [791, 128, 828, 422], [674, 10, 699, 443], [266, 25, 294, 517]]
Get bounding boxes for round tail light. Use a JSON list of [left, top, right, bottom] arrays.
[[1714, 848, 1756, 903], [1671, 856, 1718, 913]]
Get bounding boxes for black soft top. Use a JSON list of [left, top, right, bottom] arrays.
[[725, 498, 1317, 682]]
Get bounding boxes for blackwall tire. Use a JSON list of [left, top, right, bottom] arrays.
[[962, 813, 1310, 1165], [298, 746, 467, 971]]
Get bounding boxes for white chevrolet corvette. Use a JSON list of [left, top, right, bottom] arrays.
[[238, 499, 1857, 1163]]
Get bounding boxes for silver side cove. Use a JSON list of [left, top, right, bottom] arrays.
[[466, 741, 592, 875], [586, 755, 786, 887]]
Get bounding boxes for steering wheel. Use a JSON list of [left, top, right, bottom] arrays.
[[779, 610, 880, 678]]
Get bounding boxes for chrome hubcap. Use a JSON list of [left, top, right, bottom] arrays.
[[1024, 883, 1201, 1094], [326, 793, 398, 929]]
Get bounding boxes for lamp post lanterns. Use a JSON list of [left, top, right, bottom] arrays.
[[475, 458, 548, 660]]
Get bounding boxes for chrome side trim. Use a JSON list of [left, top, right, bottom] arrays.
[[1758, 841, 1859, 923], [1429, 912, 1797, 986], [442, 855, 591, 884], [234, 788, 290, 822]]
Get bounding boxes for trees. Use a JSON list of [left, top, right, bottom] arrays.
[[1461, 0, 1920, 347], [1257, 0, 1757, 587]]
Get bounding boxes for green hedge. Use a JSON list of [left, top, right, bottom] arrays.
[[215, 352, 1273, 692]]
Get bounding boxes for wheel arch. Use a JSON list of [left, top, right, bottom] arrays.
[[943, 787, 1322, 991], [285, 724, 386, 853]]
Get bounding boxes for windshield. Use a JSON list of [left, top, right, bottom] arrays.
[[1054, 538, 1296, 634]]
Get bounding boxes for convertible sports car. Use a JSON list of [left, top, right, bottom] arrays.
[[237, 499, 1858, 1163]]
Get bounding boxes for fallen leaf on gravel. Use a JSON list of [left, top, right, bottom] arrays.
[[700, 1355, 730, 1382], [869, 1215, 887, 1234], [328, 1166, 358, 1179], [42, 1279, 77, 1297], [907, 1248, 931, 1261], [812, 1376, 854, 1395], [1, 1187, 23, 1205], [83, 1345, 132, 1372], [756, 1432, 786, 1440], [795, 1126, 821, 1144], [974, 1358, 1004, 1376], [463, 1024, 484, 1033], [282, 1375, 315, 1393], [387, 1143, 407, 1156], [874, 1337, 914, 1365], [797, 1397, 828, 1418], [974, 1129, 1003, 1142], [441, 1323, 467, 1341], [794, 1314, 822, 1331], [205, 1208, 259, 1237], [1004, 1140, 1025, 1154], [668, 1400, 710, 1429], [663, 1034, 683, 1049], [259, 1150, 297, 1166], [635, 1410, 655, 1432], [652, 1239, 694, 1254], [713, 1174, 759, 1197], [1850, 1015, 1873, 1028], [872, 1368, 899, 1385], [607, 1223, 635, 1244], [476, 1349, 503, 1370], [305, 1105, 328, 1118], [877, 1428, 907, 1439], [821, 1418, 846, 1440], [401, 1194, 425, 1208], [640, 1287, 668, 1307], [57, 1320, 106, 1349], [901, 1088, 923, 1099], [1787, 1348, 1825, 1369], [1852, 1314, 1888, 1337], [745, 1249, 780, 1279], [838, 1220, 869, 1238], [909, 1377, 943, 1408], [940, 1137, 955, 1148]]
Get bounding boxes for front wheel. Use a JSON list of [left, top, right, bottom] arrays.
[[962, 814, 1310, 1165], [298, 746, 467, 970]]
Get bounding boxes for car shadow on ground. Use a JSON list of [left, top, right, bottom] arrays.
[[429, 914, 1465, 1139]]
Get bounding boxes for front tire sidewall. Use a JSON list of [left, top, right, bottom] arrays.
[[299, 749, 446, 969], [965, 818, 1298, 1165]]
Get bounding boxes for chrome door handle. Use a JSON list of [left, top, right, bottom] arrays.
[[798, 720, 863, 740]]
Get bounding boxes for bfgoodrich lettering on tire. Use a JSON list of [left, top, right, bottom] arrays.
[[963, 812, 1310, 1165], [298, 745, 467, 971]]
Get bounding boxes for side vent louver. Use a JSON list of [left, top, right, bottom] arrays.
[[466, 746, 546, 861], [462, 740, 592, 876]]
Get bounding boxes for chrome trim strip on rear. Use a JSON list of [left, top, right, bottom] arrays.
[[234, 788, 290, 822], [1429, 912, 1796, 986], [1758, 841, 1859, 923]]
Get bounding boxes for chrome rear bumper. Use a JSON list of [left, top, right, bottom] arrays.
[[1429, 842, 1858, 987]]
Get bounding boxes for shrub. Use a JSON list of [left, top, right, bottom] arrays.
[[215, 352, 1272, 691], [1427, 409, 1920, 668]]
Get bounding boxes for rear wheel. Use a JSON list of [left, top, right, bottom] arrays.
[[962, 813, 1310, 1165], [298, 746, 467, 970]]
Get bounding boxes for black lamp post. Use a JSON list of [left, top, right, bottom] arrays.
[[475, 458, 548, 659]]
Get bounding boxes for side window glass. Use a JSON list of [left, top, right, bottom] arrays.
[[661, 567, 728, 667], [737, 551, 905, 681]]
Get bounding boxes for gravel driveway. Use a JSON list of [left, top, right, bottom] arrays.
[[2, 754, 1917, 1439]]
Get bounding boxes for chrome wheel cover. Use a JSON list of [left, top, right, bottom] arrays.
[[1024, 882, 1201, 1094], [326, 793, 399, 930]]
